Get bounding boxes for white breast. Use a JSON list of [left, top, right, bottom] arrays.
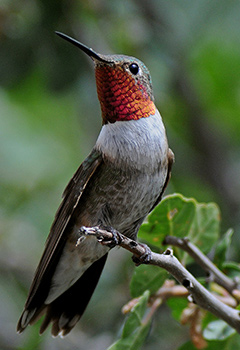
[[95, 109, 168, 171]]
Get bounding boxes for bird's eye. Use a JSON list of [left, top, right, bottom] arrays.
[[129, 63, 139, 75]]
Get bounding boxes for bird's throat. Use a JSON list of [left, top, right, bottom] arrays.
[[95, 65, 156, 124]]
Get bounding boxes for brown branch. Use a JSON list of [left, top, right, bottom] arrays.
[[163, 235, 238, 295], [78, 226, 240, 333]]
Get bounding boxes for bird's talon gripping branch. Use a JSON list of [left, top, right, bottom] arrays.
[[132, 243, 152, 266], [76, 226, 99, 246], [77, 225, 122, 248], [99, 227, 122, 248], [79, 225, 99, 235]]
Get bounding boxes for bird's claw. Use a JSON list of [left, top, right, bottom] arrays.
[[97, 226, 122, 248], [79, 226, 99, 235], [77, 225, 122, 248], [76, 226, 97, 246], [132, 243, 152, 266]]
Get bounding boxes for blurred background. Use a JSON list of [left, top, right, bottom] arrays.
[[0, 1, 240, 349]]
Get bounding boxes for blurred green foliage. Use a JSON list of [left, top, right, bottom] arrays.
[[126, 194, 238, 349], [1, 0, 240, 349]]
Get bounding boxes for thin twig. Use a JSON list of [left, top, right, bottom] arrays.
[[163, 236, 238, 295], [79, 226, 240, 333]]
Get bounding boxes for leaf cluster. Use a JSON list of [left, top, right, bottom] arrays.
[[107, 194, 239, 349]]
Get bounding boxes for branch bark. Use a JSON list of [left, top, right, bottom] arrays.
[[163, 235, 238, 295], [79, 226, 240, 333]]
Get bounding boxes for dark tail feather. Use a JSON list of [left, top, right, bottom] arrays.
[[17, 253, 108, 336]]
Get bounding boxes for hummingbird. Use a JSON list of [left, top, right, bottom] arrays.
[[17, 32, 174, 337]]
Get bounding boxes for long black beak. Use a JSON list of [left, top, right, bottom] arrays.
[[55, 31, 109, 63]]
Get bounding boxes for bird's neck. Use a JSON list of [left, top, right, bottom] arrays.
[[95, 66, 156, 124]]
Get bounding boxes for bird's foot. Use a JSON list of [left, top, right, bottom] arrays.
[[76, 226, 98, 246], [132, 243, 152, 266], [97, 226, 123, 248], [77, 225, 122, 248]]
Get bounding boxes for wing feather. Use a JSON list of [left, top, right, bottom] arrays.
[[24, 149, 103, 309], [150, 148, 174, 211]]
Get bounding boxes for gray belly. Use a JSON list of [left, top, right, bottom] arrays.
[[75, 160, 168, 237], [46, 160, 167, 304]]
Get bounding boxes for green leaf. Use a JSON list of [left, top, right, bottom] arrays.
[[130, 265, 168, 298], [139, 194, 220, 263], [214, 229, 234, 267], [203, 320, 236, 341], [166, 297, 188, 322], [221, 261, 240, 272], [107, 291, 151, 350], [139, 194, 196, 246], [188, 202, 220, 251]]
